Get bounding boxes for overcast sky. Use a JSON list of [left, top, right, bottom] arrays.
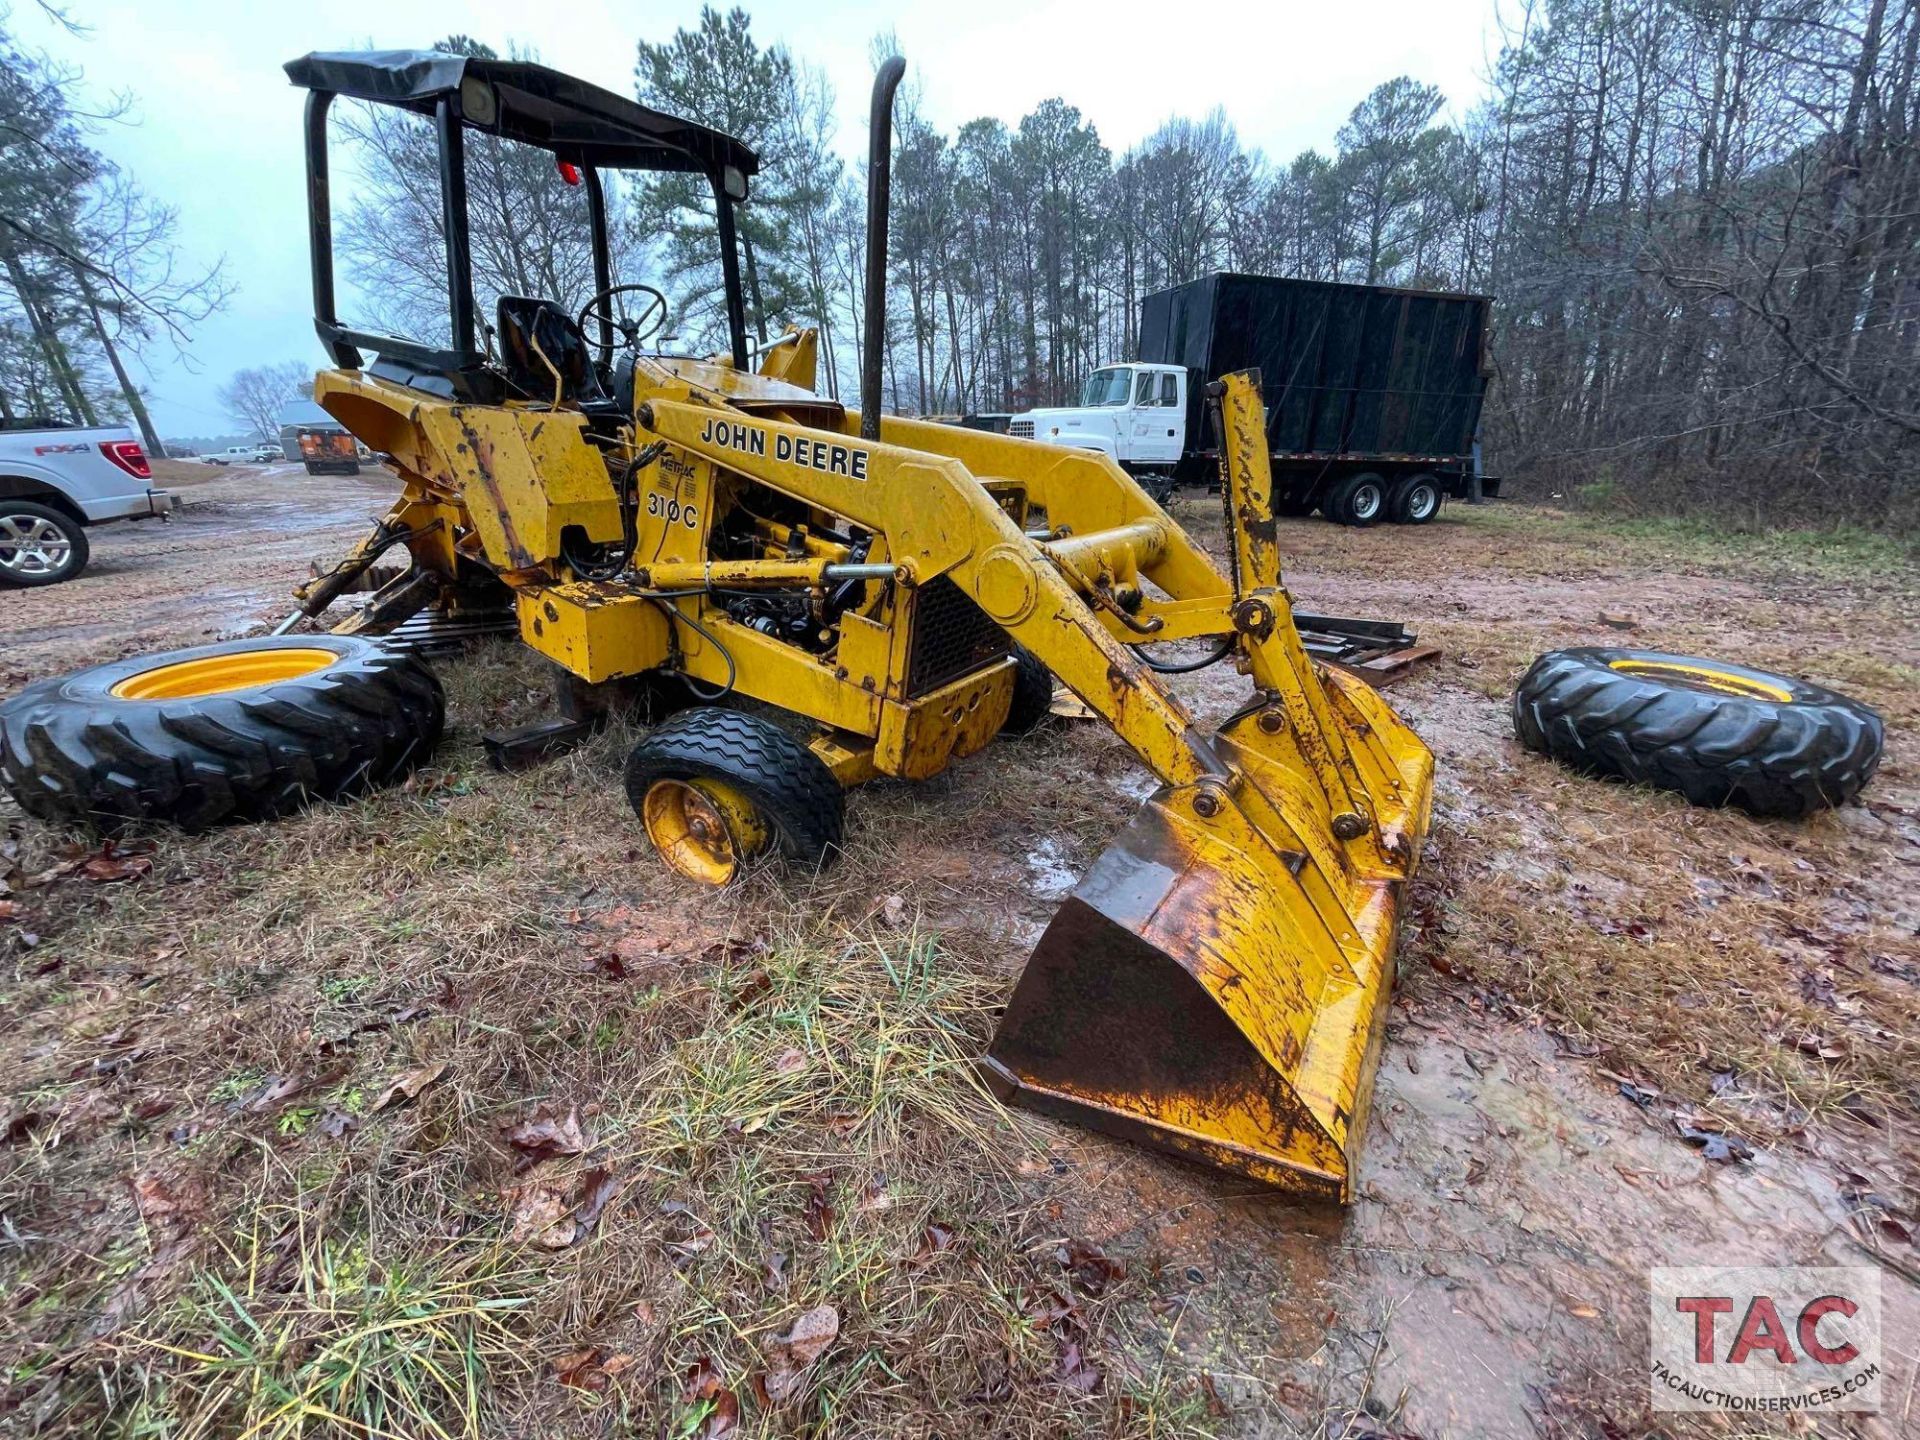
[[17, 0, 1502, 440]]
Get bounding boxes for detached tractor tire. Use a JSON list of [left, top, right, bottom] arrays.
[[1325, 472, 1388, 527], [0, 500, 89, 587], [0, 636, 444, 833], [1001, 646, 1057, 736], [1387, 472, 1444, 525], [1512, 648, 1883, 819], [624, 706, 844, 884]]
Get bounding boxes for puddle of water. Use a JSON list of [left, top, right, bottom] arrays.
[[1023, 836, 1079, 900]]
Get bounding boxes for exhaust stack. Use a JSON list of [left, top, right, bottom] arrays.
[[861, 57, 905, 441]]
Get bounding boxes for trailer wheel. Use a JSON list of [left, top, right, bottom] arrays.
[[1387, 473, 1443, 525], [1326, 472, 1387, 527], [1513, 648, 1883, 818], [624, 707, 844, 884]]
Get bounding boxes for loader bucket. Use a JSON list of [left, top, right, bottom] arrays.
[[982, 672, 1431, 1204]]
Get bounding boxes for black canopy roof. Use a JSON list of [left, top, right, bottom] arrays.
[[284, 50, 759, 180]]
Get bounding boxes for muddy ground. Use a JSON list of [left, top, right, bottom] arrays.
[[1, 467, 1916, 1438]]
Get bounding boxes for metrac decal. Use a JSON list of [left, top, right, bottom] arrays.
[[696, 415, 870, 481]]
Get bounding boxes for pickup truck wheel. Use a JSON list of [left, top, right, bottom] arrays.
[[1387, 473, 1443, 525], [0, 636, 444, 833], [1326, 472, 1387, 527], [0, 501, 88, 587]]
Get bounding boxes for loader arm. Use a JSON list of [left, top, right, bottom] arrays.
[[633, 395, 1223, 792]]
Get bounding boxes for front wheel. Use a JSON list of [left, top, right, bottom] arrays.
[[624, 707, 844, 884], [0, 501, 89, 587], [1000, 646, 1056, 736]]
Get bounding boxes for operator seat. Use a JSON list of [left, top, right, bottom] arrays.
[[495, 296, 610, 407]]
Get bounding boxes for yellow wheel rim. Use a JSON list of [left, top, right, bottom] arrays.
[[641, 778, 769, 886], [109, 647, 338, 700], [1607, 658, 1794, 703]]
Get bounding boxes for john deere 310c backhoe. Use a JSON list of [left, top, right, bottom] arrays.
[[0, 51, 1433, 1201]]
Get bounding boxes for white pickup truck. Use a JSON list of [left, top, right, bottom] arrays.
[[0, 422, 173, 587]]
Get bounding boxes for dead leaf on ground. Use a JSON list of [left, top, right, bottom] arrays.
[[240, 1073, 309, 1114], [660, 1199, 716, 1264], [78, 846, 154, 884], [1674, 1119, 1754, 1163], [501, 1105, 588, 1171], [3, 1109, 54, 1146], [773, 1048, 807, 1075], [0, 899, 22, 921], [371, 1062, 447, 1112], [1025, 1288, 1078, 1330], [728, 967, 773, 1010], [855, 1176, 890, 1211], [571, 1168, 627, 1240], [682, 1357, 739, 1437], [761, 1302, 839, 1404], [1058, 1238, 1124, 1295], [905, 1222, 956, 1269], [507, 1168, 627, 1249], [800, 1171, 834, 1240], [505, 1181, 576, 1249], [553, 1347, 603, 1389], [317, 1109, 359, 1140], [1055, 1340, 1103, 1393]]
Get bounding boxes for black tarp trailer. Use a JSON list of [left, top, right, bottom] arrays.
[[1139, 272, 1498, 525]]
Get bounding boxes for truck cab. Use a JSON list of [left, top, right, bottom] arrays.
[[0, 421, 172, 587], [1008, 363, 1186, 501]]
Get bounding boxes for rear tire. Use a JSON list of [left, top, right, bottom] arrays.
[[1513, 648, 1883, 819], [1325, 472, 1387, 527], [1001, 646, 1056, 736], [0, 636, 444, 832], [0, 501, 89, 588], [624, 707, 844, 881], [1387, 473, 1443, 525]]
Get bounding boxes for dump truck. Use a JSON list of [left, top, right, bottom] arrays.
[[295, 425, 361, 476], [1012, 272, 1497, 524], [0, 52, 1434, 1202]]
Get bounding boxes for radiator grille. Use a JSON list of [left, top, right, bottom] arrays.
[[1009, 419, 1035, 439], [906, 576, 1010, 697]]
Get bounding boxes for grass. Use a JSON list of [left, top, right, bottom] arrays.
[[0, 650, 1228, 1436], [1457, 502, 1919, 583], [3, 502, 1917, 1437]]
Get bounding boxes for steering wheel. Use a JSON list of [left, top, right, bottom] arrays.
[[577, 283, 669, 355]]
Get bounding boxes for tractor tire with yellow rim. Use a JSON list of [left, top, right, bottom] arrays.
[[0, 636, 444, 833], [1513, 647, 1883, 819], [623, 707, 844, 884]]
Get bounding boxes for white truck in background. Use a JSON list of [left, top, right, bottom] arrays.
[[0, 422, 172, 587], [1008, 363, 1187, 504]]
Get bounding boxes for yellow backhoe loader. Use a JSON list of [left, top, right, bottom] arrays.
[[0, 52, 1433, 1201]]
